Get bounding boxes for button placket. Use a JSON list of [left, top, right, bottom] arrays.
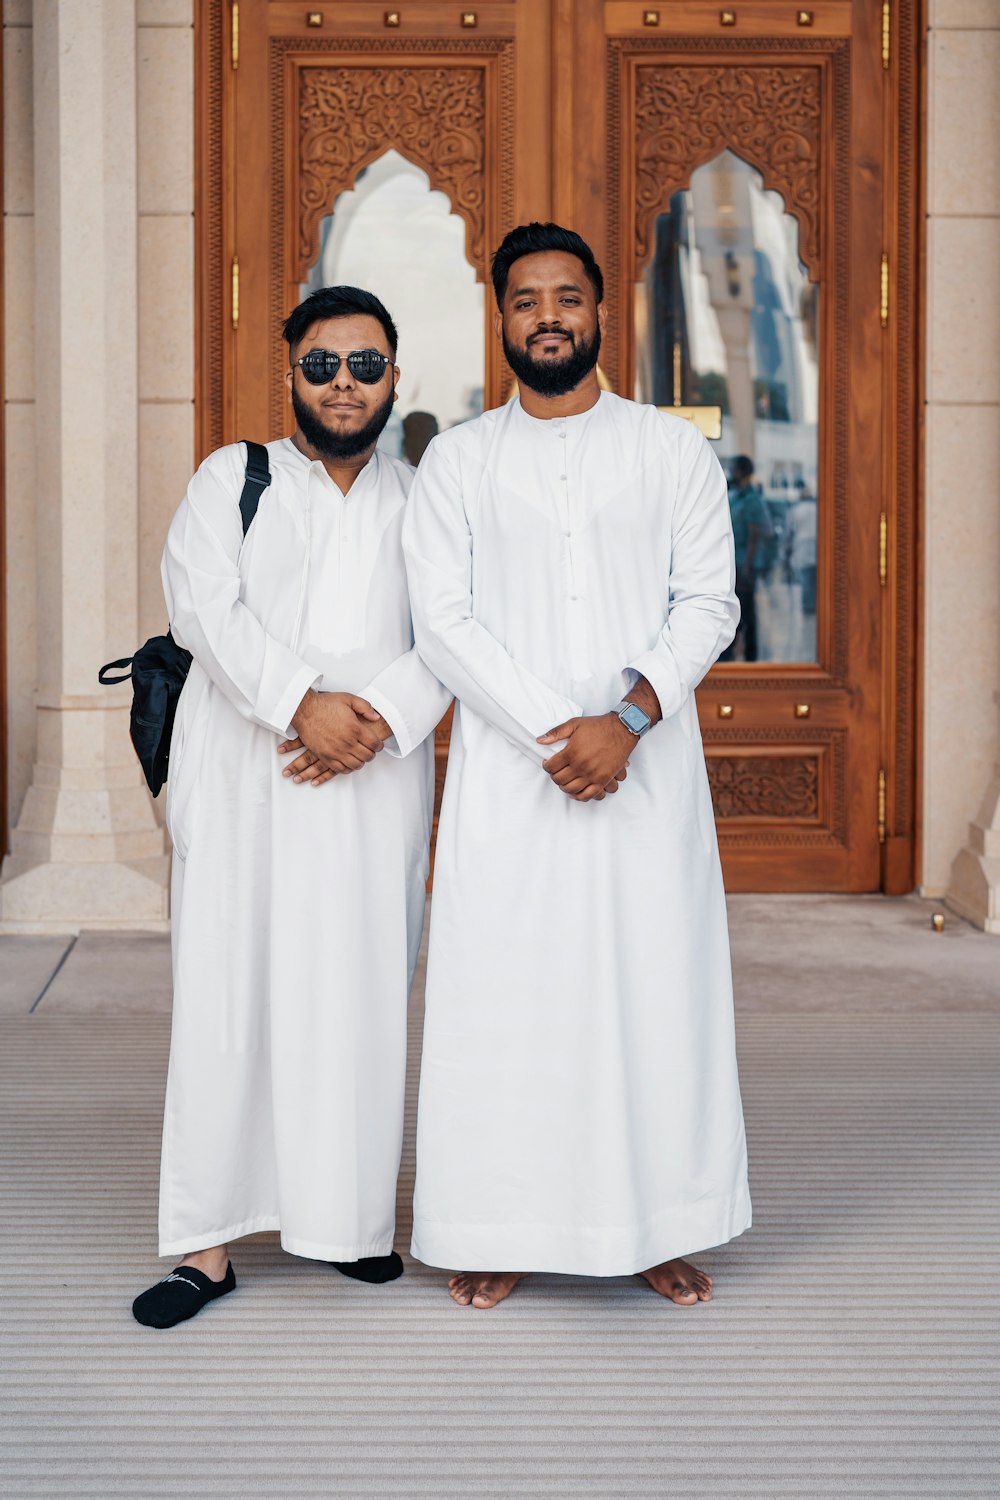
[[559, 423, 590, 680]]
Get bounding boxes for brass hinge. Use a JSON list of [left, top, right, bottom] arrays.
[[879, 511, 887, 586], [231, 256, 240, 330], [880, 253, 889, 328], [878, 768, 886, 845], [231, 1, 239, 69], [882, 0, 890, 68]]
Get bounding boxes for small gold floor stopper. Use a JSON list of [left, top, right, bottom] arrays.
[[931, 912, 945, 933]]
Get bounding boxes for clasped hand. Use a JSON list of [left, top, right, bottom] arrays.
[[278, 689, 391, 787], [537, 713, 634, 802]]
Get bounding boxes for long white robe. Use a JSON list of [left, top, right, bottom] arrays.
[[158, 439, 450, 1260], [402, 392, 751, 1275]]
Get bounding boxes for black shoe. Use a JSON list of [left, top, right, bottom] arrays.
[[132, 1261, 236, 1328], [328, 1252, 404, 1284]]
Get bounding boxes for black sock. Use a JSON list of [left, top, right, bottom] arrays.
[[328, 1252, 404, 1284], [132, 1262, 236, 1328]]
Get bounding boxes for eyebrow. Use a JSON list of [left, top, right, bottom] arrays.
[[511, 282, 585, 296]]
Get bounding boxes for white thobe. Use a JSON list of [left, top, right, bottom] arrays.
[[158, 439, 449, 1260], [402, 392, 751, 1275]]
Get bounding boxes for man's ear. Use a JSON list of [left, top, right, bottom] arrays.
[[597, 301, 608, 336], [284, 367, 293, 403], [493, 307, 504, 343]]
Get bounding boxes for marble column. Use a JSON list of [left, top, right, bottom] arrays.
[[0, 0, 169, 932], [948, 695, 1000, 935], [922, 1, 1000, 933]]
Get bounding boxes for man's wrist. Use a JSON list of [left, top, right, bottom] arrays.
[[624, 675, 662, 726], [292, 687, 319, 732]]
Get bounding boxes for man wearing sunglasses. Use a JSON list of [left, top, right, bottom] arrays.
[[132, 285, 450, 1328], [403, 224, 750, 1310]]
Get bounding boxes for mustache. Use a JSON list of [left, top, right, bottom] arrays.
[[528, 326, 575, 344]]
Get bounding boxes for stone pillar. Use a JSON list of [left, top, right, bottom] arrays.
[[0, 0, 168, 932], [922, 0, 1000, 933], [948, 699, 1000, 935]]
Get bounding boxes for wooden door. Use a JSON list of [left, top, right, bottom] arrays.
[[196, 0, 919, 893]]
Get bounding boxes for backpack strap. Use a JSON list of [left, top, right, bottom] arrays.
[[239, 440, 271, 536], [98, 657, 134, 685]]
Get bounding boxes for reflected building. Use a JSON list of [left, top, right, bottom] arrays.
[[635, 151, 819, 664]]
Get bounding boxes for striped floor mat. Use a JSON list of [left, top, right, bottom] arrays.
[[1, 981, 998, 1495]]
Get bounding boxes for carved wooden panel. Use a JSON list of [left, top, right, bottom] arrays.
[[633, 63, 824, 281], [298, 65, 489, 282], [708, 754, 819, 820], [703, 728, 847, 848]]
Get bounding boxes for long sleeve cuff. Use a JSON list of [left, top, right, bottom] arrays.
[[363, 685, 409, 759], [624, 650, 683, 723], [269, 662, 323, 739]]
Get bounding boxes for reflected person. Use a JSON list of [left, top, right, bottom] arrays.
[[786, 480, 817, 617], [403, 410, 439, 467], [720, 455, 771, 663]]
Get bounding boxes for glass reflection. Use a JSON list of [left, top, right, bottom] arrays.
[[303, 149, 484, 458], [635, 150, 819, 663]]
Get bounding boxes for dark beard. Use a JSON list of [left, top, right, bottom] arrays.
[[502, 325, 601, 399], [292, 383, 395, 460]]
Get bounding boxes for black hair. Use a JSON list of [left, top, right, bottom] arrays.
[[733, 454, 755, 479], [282, 285, 398, 360], [490, 223, 604, 309]]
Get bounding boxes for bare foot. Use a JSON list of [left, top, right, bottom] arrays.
[[448, 1272, 525, 1309], [639, 1257, 713, 1304], [179, 1244, 230, 1283]]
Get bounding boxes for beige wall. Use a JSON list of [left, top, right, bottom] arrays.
[[923, 0, 1000, 894], [137, 0, 194, 649], [4, 0, 35, 828]]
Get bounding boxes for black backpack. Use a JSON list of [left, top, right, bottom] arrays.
[[99, 441, 271, 797]]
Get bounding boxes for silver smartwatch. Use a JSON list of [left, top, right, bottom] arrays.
[[612, 700, 652, 738]]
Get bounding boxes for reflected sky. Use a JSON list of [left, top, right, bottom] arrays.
[[303, 149, 485, 461]]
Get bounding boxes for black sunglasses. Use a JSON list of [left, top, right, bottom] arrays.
[[294, 348, 392, 386]]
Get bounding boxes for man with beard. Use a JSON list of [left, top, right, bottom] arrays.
[[403, 223, 751, 1308], [132, 286, 450, 1327]]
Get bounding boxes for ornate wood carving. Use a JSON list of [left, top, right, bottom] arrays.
[[703, 727, 846, 847], [708, 755, 819, 820], [633, 63, 824, 280], [297, 64, 488, 281]]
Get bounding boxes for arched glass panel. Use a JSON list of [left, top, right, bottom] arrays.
[[303, 149, 485, 463], [635, 150, 819, 664]]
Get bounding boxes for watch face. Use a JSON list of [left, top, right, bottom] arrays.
[[620, 703, 649, 734]]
